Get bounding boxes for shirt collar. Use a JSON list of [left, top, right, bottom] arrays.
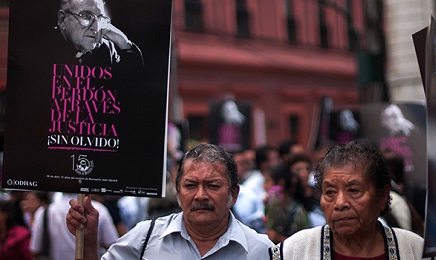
[[220, 212, 249, 253], [159, 212, 249, 253], [159, 212, 184, 238]]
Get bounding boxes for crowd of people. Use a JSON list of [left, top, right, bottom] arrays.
[[0, 0, 430, 258], [0, 139, 431, 259]]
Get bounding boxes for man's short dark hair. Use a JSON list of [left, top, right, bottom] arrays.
[[288, 153, 312, 168], [175, 143, 239, 196], [255, 145, 276, 170], [278, 139, 299, 158]]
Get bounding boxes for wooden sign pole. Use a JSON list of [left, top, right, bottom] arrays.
[[75, 194, 85, 259]]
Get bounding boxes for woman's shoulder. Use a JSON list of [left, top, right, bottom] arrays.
[[270, 226, 323, 259], [391, 227, 423, 241], [283, 226, 322, 244], [390, 227, 428, 259]]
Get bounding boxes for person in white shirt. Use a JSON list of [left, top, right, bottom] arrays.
[[31, 193, 118, 259], [233, 145, 281, 232]]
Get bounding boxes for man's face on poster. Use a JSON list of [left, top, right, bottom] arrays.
[[380, 104, 414, 136], [58, 0, 109, 53]]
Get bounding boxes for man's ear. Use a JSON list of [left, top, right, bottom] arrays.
[[57, 11, 67, 30], [232, 184, 240, 204]]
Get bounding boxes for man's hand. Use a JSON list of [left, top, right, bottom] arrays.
[[96, 24, 132, 50], [66, 195, 100, 260]]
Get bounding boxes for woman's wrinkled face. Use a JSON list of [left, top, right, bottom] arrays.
[[320, 164, 389, 238]]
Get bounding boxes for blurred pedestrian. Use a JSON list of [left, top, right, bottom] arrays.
[[20, 191, 51, 229], [31, 193, 119, 259], [233, 149, 255, 184], [381, 149, 424, 236], [117, 196, 149, 230], [0, 199, 32, 260], [92, 195, 127, 236], [263, 163, 310, 243], [288, 153, 325, 227], [278, 139, 305, 163], [233, 145, 280, 232]]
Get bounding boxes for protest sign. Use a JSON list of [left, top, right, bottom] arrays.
[[422, 15, 436, 258], [359, 102, 426, 186], [209, 98, 252, 153], [2, 0, 173, 198]]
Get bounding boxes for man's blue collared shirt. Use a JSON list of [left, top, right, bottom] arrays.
[[102, 212, 273, 259]]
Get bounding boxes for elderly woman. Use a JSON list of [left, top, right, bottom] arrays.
[[269, 141, 429, 259]]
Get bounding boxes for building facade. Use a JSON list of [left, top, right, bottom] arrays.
[[385, 0, 432, 102], [172, 0, 364, 150]]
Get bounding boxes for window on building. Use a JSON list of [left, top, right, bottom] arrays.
[[288, 114, 300, 141], [185, 0, 204, 32], [345, 0, 358, 51], [285, 0, 297, 44], [236, 0, 250, 38], [318, 4, 329, 48]]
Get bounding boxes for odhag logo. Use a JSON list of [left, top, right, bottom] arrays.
[[73, 154, 94, 176], [6, 179, 38, 187]]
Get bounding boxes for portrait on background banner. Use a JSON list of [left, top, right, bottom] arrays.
[[2, 0, 173, 197], [209, 98, 252, 154], [329, 109, 360, 144], [359, 102, 426, 186]]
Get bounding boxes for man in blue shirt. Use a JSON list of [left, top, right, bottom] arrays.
[[66, 143, 273, 259]]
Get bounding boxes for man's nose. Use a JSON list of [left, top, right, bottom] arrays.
[[96, 18, 107, 31], [89, 17, 100, 32], [194, 185, 209, 200], [88, 19, 100, 32]]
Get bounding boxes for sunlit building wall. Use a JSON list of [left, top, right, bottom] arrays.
[[173, 0, 365, 149], [385, 0, 432, 102]]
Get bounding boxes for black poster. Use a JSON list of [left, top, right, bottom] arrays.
[[423, 15, 436, 257], [2, 0, 173, 198], [359, 102, 427, 186], [309, 97, 361, 151], [209, 99, 252, 153], [329, 109, 361, 144]]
